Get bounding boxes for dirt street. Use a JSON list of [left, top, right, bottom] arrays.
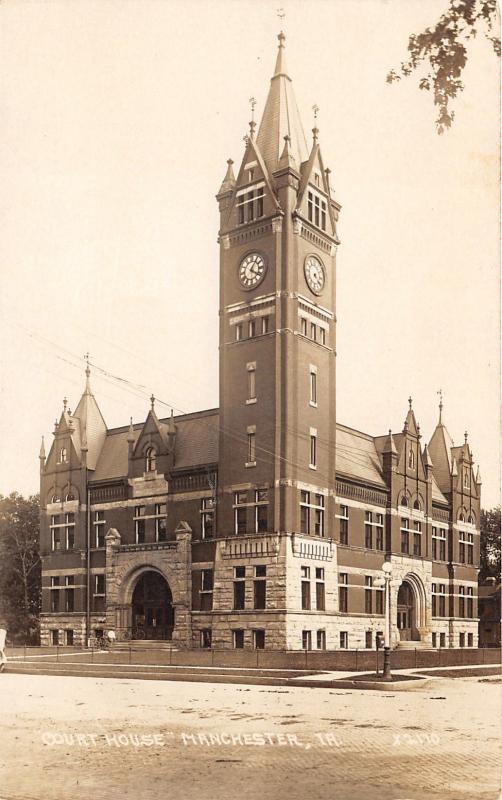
[[0, 673, 500, 800]]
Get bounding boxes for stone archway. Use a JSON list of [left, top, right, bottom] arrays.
[[131, 570, 174, 640], [396, 572, 428, 643]]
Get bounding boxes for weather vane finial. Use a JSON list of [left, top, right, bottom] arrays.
[[84, 351, 91, 378], [249, 97, 257, 137], [277, 7, 285, 26], [312, 104, 319, 143], [437, 388, 443, 423]]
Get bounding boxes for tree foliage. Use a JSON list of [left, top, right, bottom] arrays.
[[479, 506, 501, 582], [0, 493, 41, 643], [387, 0, 500, 133]]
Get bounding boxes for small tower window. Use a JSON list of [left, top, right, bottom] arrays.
[[60, 447, 67, 463], [463, 469, 469, 488], [307, 190, 327, 231], [145, 447, 156, 472], [408, 448, 415, 469]]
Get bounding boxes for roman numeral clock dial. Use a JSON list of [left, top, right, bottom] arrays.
[[304, 255, 325, 295], [238, 252, 266, 290]]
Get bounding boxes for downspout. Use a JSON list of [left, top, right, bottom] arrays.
[[85, 478, 91, 646]]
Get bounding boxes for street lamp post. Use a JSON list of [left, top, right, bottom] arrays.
[[375, 562, 393, 681]]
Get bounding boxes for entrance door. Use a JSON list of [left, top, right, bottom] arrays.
[[397, 581, 414, 641], [131, 571, 174, 640]]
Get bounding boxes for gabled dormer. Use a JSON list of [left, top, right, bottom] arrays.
[[129, 398, 176, 479], [218, 132, 281, 235], [295, 137, 340, 243]]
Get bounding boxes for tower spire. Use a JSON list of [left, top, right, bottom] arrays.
[[256, 32, 308, 175]]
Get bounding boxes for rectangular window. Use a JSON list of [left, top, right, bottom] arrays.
[[254, 488, 268, 534], [93, 573, 105, 612], [459, 586, 465, 617], [365, 511, 373, 549], [319, 327, 326, 346], [310, 322, 317, 341], [261, 316, 269, 334], [200, 569, 214, 611], [413, 521, 422, 556], [365, 631, 372, 649], [155, 503, 167, 542], [400, 518, 410, 554], [339, 573, 348, 613], [247, 429, 256, 464], [134, 506, 146, 544], [467, 587, 474, 618], [302, 630, 312, 650], [253, 566, 267, 610], [65, 584, 74, 612], [51, 513, 75, 551], [94, 510, 106, 548], [50, 589, 59, 612], [339, 505, 349, 545], [301, 579, 311, 610], [432, 583, 437, 616], [340, 631, 348, 649], [365, 576, 373, 613], [301, 317, 308, 336], [234, 492, 247, 535], [233, 629, 244, 649], [65, 513, 75, 550], [310, 430, 317, 468], [253, 629, 265, 650], [248, 319, 256, 338], [376, 590, 384, 615], [459, 632, 465, 648], [315, 580, 325, 611], [432, 632, 437, 648], [310, 368, 317, 405], [247, 364, 256, 401], [201, 629, 212, 649], [439, 584, 446, 617], [314, 494, 324, 537], [65, 630, 74, 646], [233, 575, 245, 610], [317, 629, 326, 650], [236, 185, 265, 224], [432, 527, 447, 561], [51, 629, 59, 646], [300, 491, 310, 535], [376, 513, 384, 550], [201, 497, 215, 539], [439, 632, 446, 648], [467, 632, 473, 647], [235, 323, 243, 341]]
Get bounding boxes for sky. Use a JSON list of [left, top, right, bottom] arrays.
[[0, 0, 499, 507]]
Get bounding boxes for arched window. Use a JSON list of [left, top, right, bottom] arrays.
[[400, 496, 408, 507], [467, 513, 474, 524], [65, 492, 75, 502], [463, 469, 469, 488], [408, 448, 415, 469], [145, 447, 156, 472], [413, 499, 421, 511], [51, 494, 61, 503], [459, 512, 465, 522], [60, 447, 67, 463]]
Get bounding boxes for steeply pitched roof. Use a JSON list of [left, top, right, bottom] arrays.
[[428, 421, 454, 493], [91, 408, 219, 482], [73, 370, 107, 471], [336, 424, 386, 488], [256, 32, 309, 177]]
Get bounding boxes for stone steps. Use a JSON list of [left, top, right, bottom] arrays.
[[397, 640, 433, 650]]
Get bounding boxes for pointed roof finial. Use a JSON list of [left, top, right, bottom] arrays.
[[464, 430, 468, 444], [249, 97, 257, 138], [63, 397, 68, 412], [408, 396, 413, 409], [127, 416, 135, 443], [312, 104, 319, 143], [39, 435, 46, 460], [383, 429, 398, 456], [150, 394, 155, 411], [437, 388, 443, 423], [273, 29, 288, 77], [475, 465, 482, 485]]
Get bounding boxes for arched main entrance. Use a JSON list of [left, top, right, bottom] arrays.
[[131, 571, 174, 640], [397, 580, 417, 641]]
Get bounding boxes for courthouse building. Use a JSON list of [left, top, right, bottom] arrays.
[[39, 33, 481, 650]]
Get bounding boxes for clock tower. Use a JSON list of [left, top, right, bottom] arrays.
[[216, 32, 341, 549]]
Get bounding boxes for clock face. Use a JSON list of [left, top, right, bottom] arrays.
[[238, 252, 266, 289], [304, 255, 325, 295]]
